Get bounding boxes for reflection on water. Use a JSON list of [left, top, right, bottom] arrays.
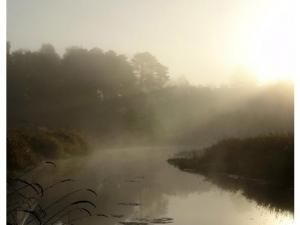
[[168, 159, 294, 213], [10, 147, 294, 225]]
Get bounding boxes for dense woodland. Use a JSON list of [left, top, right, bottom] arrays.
[[7, 43, 294, 146]]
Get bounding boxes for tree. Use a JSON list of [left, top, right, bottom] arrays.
[[39, 43, 57, 55], [132, 52, 168, 92]]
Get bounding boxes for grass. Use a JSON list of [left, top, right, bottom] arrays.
[[168, 133, 294, 212], [7, 127, 89, 175], [7, 161, 99, 225]]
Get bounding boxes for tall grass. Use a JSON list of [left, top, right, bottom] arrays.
[[7, 161, 99, 225], [7, 127, 89, 175], [168, 133, 294, 212]]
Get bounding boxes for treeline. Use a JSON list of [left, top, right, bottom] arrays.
[[7, 43, 168, 140], [7, 43, 294, 145]]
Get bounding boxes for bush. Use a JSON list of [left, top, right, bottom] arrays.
[[168, 133, 294, 212], [7, 127, 89, 173], [169, 133, 294, 185]]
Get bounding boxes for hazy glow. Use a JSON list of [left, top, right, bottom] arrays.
[[239, 0, 296, 84], [7, 0, 296, 85]]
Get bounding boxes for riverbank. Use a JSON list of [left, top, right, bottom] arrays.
[[168, 134, 294, 211], [7, 127, 89, 175]]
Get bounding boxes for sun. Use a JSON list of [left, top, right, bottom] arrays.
[[246, 55, 294, 84], [245, 22, 295, 84], [234, 0, 295, 84], [244, 30, 295, 84]]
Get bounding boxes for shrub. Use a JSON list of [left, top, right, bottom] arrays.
[[7, 127, 89, 173]]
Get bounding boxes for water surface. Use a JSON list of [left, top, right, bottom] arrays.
[[25, 147, 293, 225]]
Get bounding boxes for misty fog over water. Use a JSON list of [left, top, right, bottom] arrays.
[[6, 42, 294, 225], [6, 43, 294, 225], [6, 1, 295, 224], [8, 147, 293, 225]]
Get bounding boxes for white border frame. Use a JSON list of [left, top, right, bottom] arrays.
[[0, 0, 7, 223]]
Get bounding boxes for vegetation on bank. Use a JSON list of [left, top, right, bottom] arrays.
[[168, 134, 294, 211], [7, 127, 89, 173], [169, 134, 293, 185]]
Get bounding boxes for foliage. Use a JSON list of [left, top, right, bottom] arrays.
[[7, 43, 293, 145], [7, 128, 89, 174], [169, 133, 293, 184], [132, 52, 169, 92], [7, 161, 99, 225], [168, 133, 294, 211]]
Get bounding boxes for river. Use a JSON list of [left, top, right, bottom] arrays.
[[15, 146, 293, 225]]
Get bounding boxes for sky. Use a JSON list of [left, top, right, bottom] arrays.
[[7, 0, 296, 85]]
